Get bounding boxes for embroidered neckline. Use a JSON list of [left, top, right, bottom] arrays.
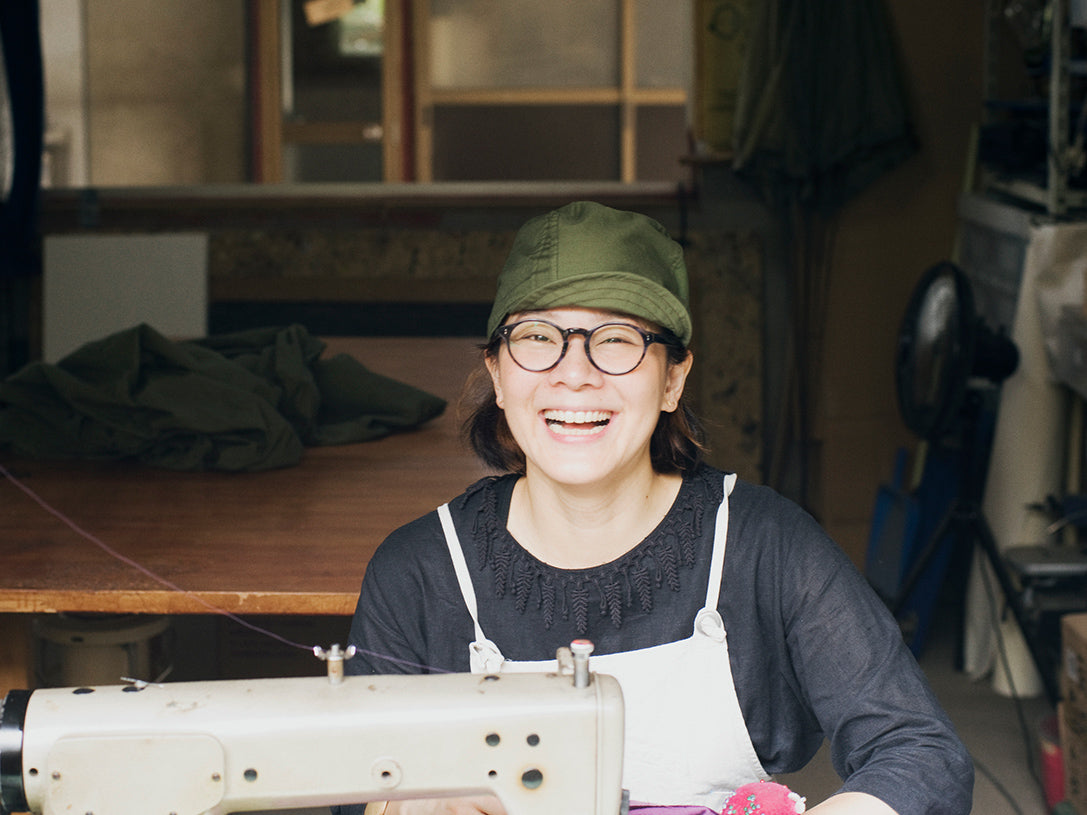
[[464, 468, 723, 634]]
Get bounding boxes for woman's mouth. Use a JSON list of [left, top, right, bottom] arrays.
[[543, 409, 612, 436]]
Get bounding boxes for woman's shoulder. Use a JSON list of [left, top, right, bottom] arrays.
[[705, 467, 852, 577], [687, 465, 799, 524], [725, 473, 829, 536]]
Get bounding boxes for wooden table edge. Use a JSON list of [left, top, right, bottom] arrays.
[[0, 590, 358, 617]]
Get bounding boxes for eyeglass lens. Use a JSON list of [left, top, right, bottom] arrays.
[[505, 321, 649, 375]]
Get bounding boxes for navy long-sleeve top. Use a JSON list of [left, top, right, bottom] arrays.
[[345, 465, 974, 814]]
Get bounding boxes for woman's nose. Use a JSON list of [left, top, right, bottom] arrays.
[[550, 336, 600, 384]]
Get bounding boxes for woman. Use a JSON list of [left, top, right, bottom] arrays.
[[344, 202, 973, 815]]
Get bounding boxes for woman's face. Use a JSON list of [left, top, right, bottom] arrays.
[[486, 307, 692, 489]]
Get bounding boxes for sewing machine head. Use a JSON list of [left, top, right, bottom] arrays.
[[0, 650, 625, 815]]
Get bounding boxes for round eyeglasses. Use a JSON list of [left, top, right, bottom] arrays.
[[494, 319, 679, 376]]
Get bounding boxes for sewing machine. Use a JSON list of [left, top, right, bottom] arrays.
[[0, 645, 626, 815]]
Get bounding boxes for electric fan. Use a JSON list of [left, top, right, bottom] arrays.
[[886, 261, 1058, 703], [894, 260, 1018, 443]]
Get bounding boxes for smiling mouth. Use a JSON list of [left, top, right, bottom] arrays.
[[543, 409, 612, 436]]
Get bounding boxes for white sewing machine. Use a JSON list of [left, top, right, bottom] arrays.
[[0, 645, 625, 815]]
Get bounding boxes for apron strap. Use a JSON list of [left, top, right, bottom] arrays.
[[693, 474, 736, 643], [437, 503, 488, 645], [703, 473, 736, 610], [438, 503, 507, 672]]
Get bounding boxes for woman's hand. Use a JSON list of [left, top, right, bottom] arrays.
[[807, 792, 898, 814], [383, 796, 507, 815]]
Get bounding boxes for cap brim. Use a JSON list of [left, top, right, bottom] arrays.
[[488, 271, 692, 346]]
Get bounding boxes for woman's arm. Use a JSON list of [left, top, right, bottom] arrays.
[[369, 796, 506, 814], [346, 511, 475, 676], [727, 482, 973, 815], [808, 792, 898, 815], [779, 530, 973, 814]]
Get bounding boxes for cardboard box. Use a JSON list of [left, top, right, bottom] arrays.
[[1061, 702, 1087, 815], [1063, 613, 1087, 713]]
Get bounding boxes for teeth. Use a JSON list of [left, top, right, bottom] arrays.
[[543, 410, 612, 425], [543, 410, 612, 436]]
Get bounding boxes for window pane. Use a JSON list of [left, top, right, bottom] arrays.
[[283, 143, 384, 183], [636, 105, 688, 182], [288, 0, 383, 123], [432, 106, 620, 180], [338, 0, 385, 57], [289, 77, 383, 124], [83, 0, 246, 185], [635, 0, 692, 88], [429, 0, 619, 88]]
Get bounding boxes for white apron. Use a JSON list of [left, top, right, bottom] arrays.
[[437, 474, 769, 810]]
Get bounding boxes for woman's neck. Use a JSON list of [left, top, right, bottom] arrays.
[[507, 467, 683, 569]]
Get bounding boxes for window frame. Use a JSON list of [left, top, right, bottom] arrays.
[[253, 0, 688, 184]]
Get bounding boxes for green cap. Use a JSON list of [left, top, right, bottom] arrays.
[[487, 201, 692, 346]]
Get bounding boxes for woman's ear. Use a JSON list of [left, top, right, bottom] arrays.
[[663, 350, 694, 412], [485, 353, 504, 409]]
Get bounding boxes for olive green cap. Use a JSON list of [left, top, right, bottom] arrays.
[[486, 201, 692, 346]]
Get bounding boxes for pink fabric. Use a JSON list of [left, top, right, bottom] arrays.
[[629, 806, 717, 815]]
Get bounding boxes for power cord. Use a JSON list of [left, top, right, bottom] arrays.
[[978, 555, 1051, 814]]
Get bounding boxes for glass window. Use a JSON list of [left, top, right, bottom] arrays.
[[635, 0, 692, 88], [41, 0, 692, 186], [431, 105, 621, 181], [429, 0, 619, 88]]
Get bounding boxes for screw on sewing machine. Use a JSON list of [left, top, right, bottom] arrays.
[[313, 644, 357, 684], [556, 639, 596, 688]]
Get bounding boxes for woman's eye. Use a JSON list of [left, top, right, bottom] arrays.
[[512, 326, 558, 344], [595, 328, 640, 345]]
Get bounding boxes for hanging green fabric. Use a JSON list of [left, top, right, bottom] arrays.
[[732, 0, 917, 212]]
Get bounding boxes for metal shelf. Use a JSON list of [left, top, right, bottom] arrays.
[[982, 0, 1079, 215], [981, 171, 1087, 210]]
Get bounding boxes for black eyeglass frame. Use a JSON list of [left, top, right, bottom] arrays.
[[493, 319, 682, 376]]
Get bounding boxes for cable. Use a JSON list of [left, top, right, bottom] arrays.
[[979, 555, 1050, 813], [973, 757, 1026, 815], [0, 460, 447, 674]]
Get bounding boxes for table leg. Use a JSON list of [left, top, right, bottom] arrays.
[[0, 613, 33, 696]]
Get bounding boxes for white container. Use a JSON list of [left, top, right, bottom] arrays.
[[33, 614, 173, 688]]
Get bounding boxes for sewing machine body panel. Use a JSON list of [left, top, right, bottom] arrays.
[[44, 733, 225, 815], [10, 671, 625, 815]]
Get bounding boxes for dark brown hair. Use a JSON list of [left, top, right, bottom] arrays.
[[460, 335, 707, 475]]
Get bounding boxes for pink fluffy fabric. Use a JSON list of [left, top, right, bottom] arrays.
[[628, 782, 805, 815], [722, 781, 807, 814]]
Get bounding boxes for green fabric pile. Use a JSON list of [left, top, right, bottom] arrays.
[[0, 324, 447, 472]]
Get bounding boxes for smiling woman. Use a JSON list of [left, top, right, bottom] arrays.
[[339, 201, 974, 815], [485, 304, 692, 515]]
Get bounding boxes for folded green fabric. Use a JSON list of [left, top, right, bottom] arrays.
[[0, 324, 447, 472]]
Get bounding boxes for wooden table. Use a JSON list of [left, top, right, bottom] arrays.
[[0, 337, 490, 693]]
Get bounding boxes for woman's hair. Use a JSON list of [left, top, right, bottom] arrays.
[[460, 333, 707, 475]]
